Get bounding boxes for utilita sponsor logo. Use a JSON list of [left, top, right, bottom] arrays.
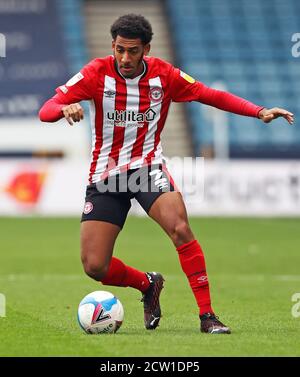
[[106, 108, 156, 127]]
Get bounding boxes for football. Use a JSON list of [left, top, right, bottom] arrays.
[[77, 291, 124, 334]]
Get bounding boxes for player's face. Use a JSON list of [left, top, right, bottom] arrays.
[[112, 36, 150, 79]]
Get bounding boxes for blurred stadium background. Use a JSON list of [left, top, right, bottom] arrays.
[[0, 0, 300, 356], [0, 0, 300, 216]]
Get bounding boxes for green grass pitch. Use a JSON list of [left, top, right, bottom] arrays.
[[0, 216, 299, 356]]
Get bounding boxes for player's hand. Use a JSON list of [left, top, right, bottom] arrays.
[[61, 103, 84, 126], [258, 107, 294, 125]]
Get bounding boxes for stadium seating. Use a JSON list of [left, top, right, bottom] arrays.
[[56, 0, 88, 73], [166, 0, 300, 158]]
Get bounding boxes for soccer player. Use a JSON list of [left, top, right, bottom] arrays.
[[39, 14, 294, 334]]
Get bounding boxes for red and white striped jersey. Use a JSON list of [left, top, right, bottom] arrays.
[[54, 55, 263, 183], [55, 55, 200, 183]]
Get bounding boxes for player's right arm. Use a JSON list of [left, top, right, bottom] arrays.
[[39, 95, 84, 126], [39, 61, 98, 125]]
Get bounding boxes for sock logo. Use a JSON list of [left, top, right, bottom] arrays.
[[197, 275, 208, 287]]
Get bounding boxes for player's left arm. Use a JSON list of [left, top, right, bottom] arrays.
[[258, 107, 294, 125], [169, 67, 294, 125]]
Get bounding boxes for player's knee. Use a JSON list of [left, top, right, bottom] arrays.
[[171, 221, 193, 246], [82, 258, 109, 281]]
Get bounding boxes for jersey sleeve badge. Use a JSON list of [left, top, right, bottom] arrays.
[[59, 72, 85, 94], [66, 72, 84, 86], [180, 70, 195, 84]]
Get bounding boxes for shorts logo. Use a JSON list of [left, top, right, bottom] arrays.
[[83, 201, 93, 214], [149, 87, 163, 102]]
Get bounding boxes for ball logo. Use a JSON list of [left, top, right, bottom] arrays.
[[149, 87, 164, 102], [92, 304, 111, 324], [78, 291, 124, 334], [83, 201, 93, 214]]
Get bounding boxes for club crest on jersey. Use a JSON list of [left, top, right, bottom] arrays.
[[149, 87, 164, 102]]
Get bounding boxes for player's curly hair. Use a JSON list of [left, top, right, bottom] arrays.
[[110, 14, 153, 45]]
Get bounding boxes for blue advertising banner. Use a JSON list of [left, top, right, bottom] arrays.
[[0, 0, 70, 117]]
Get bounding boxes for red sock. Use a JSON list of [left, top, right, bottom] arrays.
[[176, 240, 214, 316], [100, 257, 150, 293]]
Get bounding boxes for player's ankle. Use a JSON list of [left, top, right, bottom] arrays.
[[200, 305, 214, 316]]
